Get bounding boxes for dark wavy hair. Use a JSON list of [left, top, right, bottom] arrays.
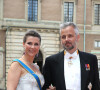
[[23, 30, 41, 43]]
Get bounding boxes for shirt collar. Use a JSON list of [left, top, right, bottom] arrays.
[[64, 49, 78, 59]]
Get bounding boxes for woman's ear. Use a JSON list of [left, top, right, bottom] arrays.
[[23, 42, 25, 48]]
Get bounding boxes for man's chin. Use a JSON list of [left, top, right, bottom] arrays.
[[65, 46, 74, 51]]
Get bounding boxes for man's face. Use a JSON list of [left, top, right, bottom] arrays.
[[61, 26, 80, 52]]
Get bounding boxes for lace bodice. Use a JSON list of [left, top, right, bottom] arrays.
[[16, 64, 44, 90], [16, 73, 44, 90]]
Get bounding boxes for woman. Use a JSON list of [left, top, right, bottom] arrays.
[[7, 30, 44, 90]]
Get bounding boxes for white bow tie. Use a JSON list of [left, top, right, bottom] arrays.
[[65, 54, 77, 59], [65, 50, 78, 59]]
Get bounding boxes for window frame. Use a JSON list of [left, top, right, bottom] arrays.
[[61, 0, 76, 23], [92, 1, 100, 25], [94, 4, 100, 25], [28, 0, 38, 21], [94, 40, 100, 48], [64, 2, 74, 22], [25, 0, 41, 22]]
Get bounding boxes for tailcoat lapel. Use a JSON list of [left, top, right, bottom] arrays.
[[56, 51, 66, 90], [79, 51, 89, 90]]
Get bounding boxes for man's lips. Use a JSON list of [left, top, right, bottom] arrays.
[[65, 41, 71, 45]]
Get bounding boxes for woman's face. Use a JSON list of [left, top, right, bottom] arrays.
[[23, 36, 40, 57]]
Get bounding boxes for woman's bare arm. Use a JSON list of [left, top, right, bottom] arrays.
[[7, 62, 21, 90]]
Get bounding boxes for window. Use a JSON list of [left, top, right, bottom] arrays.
[[28, 0, 38, 21], [95, 41, 100, 48], [64, 2, 74, 22], [98, 60, 100, 79], [94, 4, 100, 25]]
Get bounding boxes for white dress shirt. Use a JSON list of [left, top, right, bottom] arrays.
[[64, 50, 81, 90]]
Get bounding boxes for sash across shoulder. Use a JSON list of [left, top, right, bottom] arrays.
[[13, 59, 42, 90]]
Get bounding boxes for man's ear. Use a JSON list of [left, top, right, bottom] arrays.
[[77, 34, 80, 42]]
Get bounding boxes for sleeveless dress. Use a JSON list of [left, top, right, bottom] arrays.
[[16, 63, 44, 90]]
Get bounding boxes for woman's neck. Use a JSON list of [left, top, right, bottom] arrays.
[[21, 55, 35, 65]]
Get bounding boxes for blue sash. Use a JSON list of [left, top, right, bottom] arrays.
[[13, 59, 42, 90]]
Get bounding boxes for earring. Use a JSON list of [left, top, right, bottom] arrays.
[[35, 53, 38, 58], [23, 47, 26, 55]]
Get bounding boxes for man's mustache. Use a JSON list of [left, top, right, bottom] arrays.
[[65, 41, 71, 45]]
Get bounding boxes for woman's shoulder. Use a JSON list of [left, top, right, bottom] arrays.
[[9, 60, 22, 72]]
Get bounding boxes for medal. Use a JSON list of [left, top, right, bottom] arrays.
[[68, 60, 73, 66], [68, 56, 73, 66]]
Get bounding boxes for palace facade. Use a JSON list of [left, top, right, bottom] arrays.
[[0, 0, 100, 89]]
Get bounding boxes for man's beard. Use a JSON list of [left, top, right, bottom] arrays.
[[63, 44, 74, 50], [62, 41, 75, 51]]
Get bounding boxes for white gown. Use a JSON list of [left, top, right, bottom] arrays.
[[16, 64, 44, 90]]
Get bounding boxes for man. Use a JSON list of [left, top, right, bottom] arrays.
[[42, 22, 100, 90]]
